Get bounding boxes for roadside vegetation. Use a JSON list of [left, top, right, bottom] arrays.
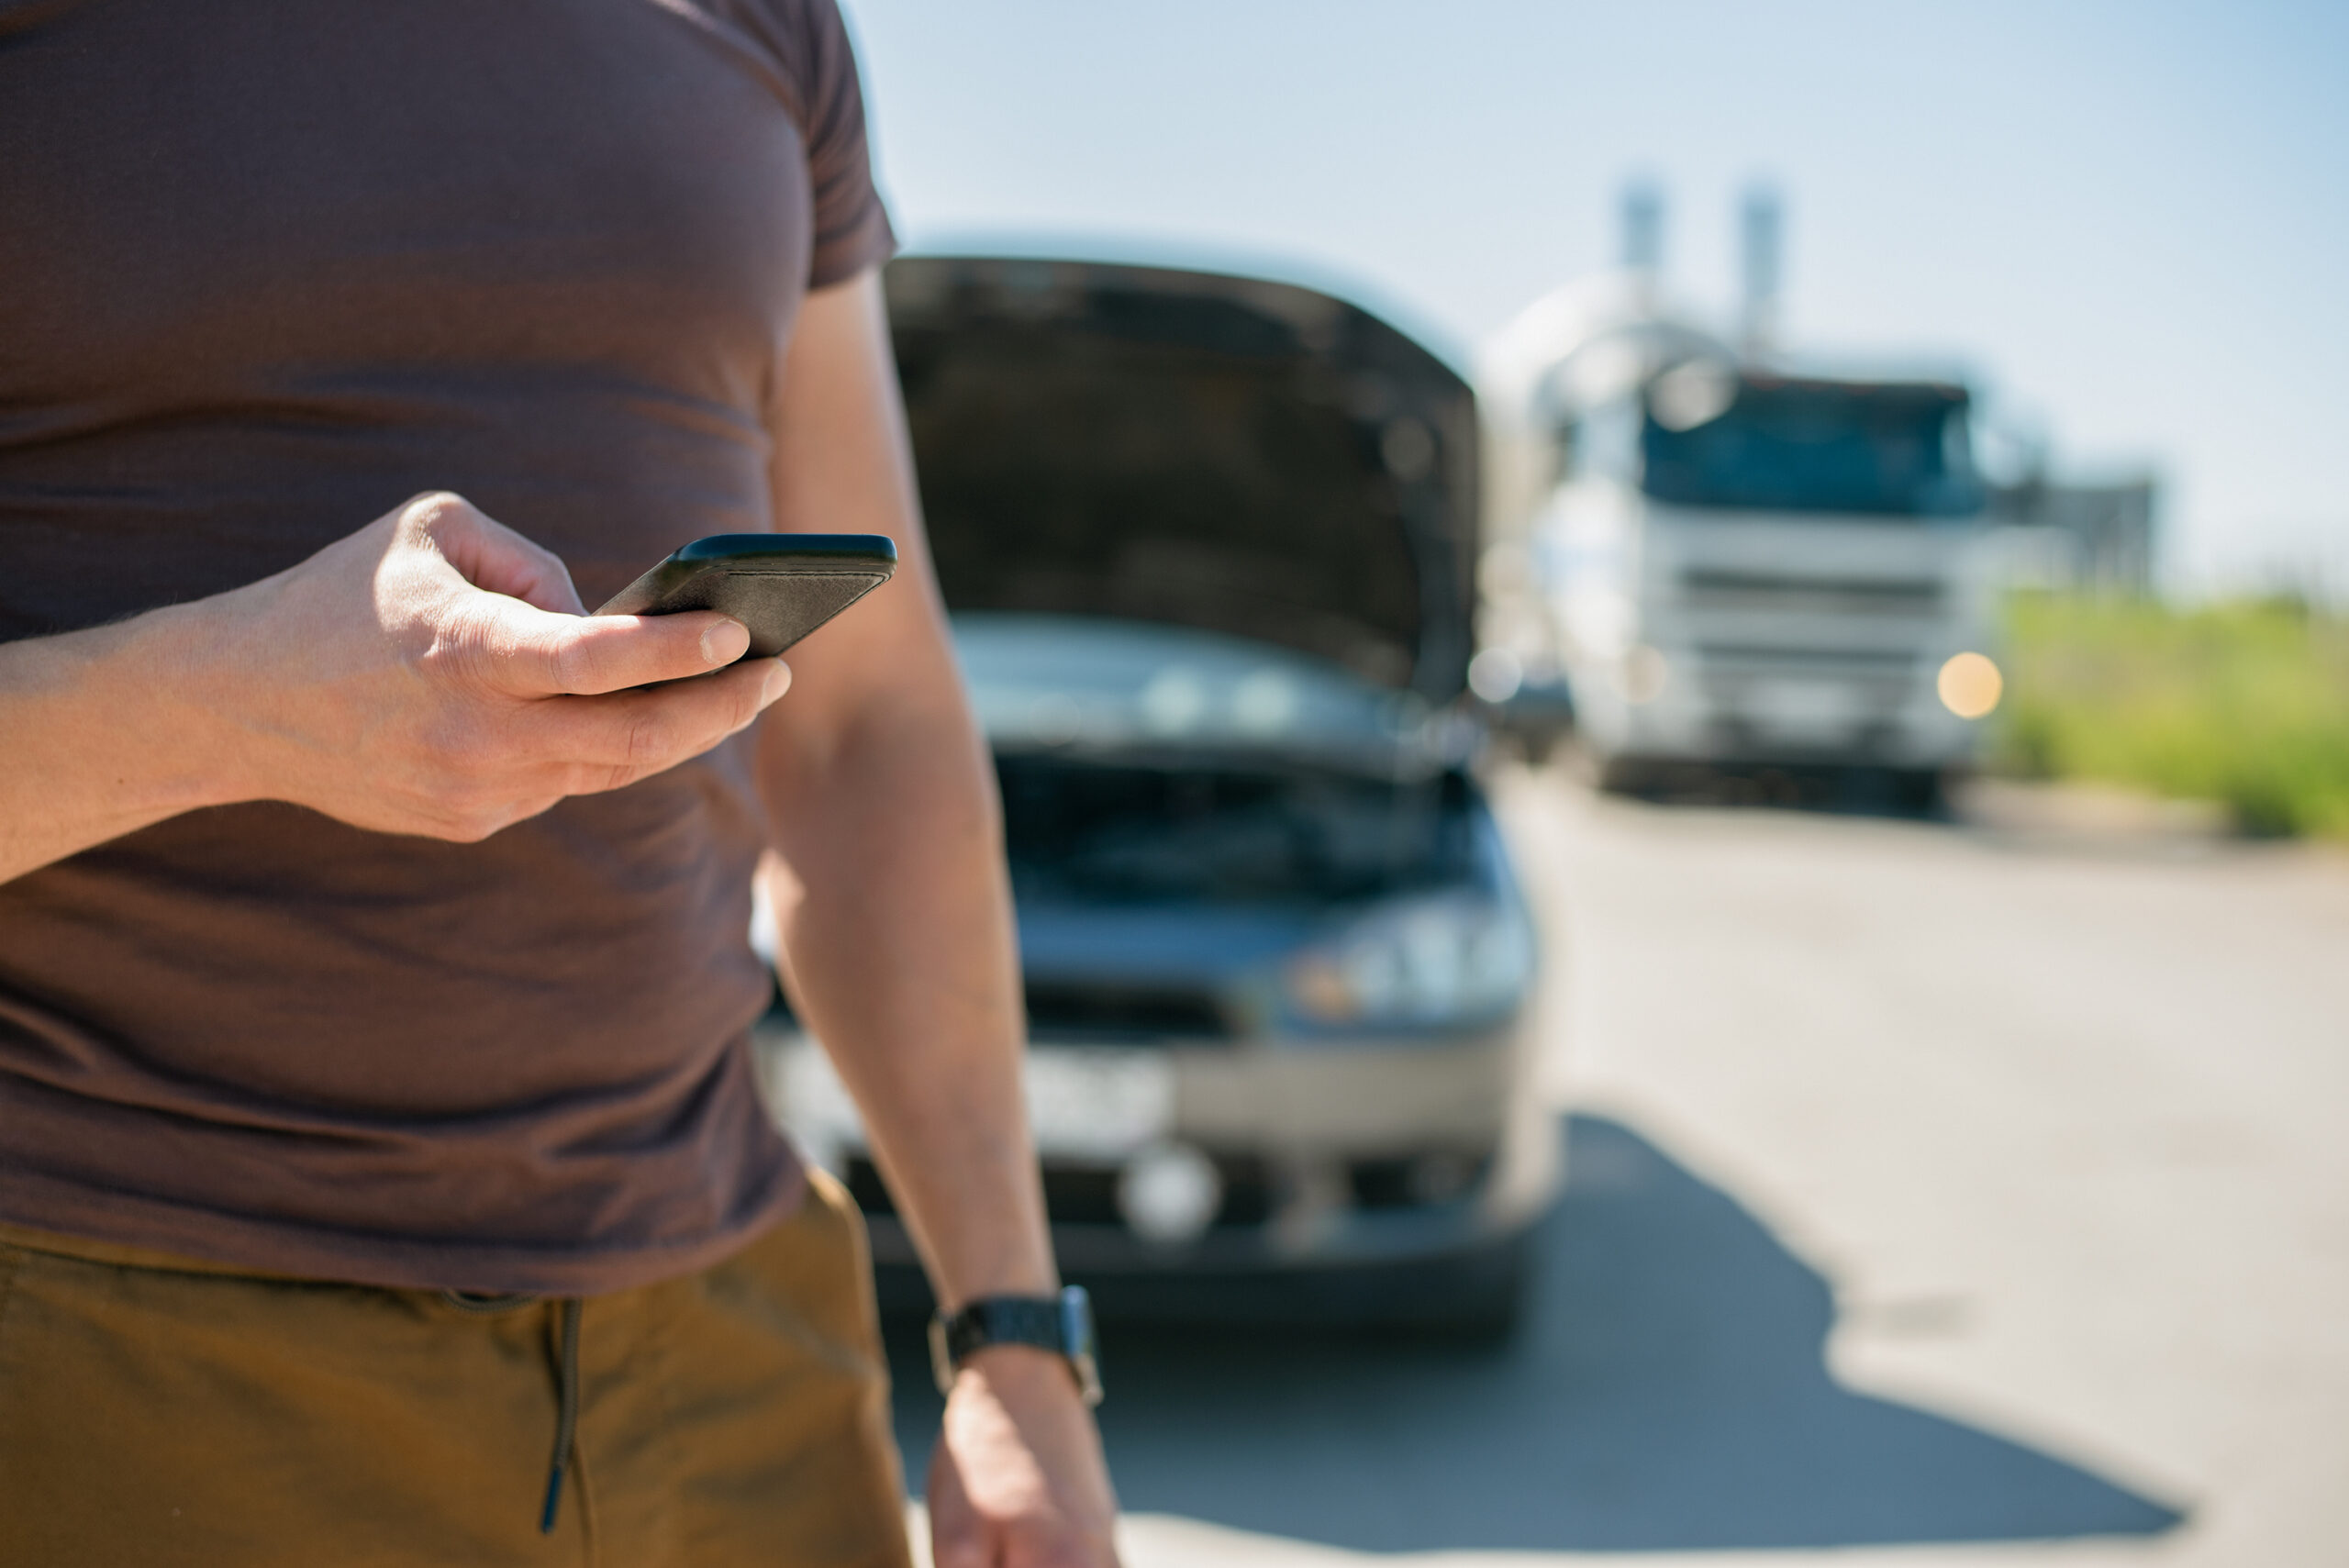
[[1995, 592, 2349, 840]]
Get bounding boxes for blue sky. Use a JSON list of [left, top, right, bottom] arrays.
[[847, 1, 2348, 595]]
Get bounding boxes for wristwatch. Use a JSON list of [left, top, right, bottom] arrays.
[[929, 1284, 1103, 1407]]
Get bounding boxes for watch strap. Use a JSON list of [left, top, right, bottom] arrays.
[[929, 1285, 1102, 1407]]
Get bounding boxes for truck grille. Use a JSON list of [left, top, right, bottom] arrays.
[[1694, 642, 1920, 676], [1679, 567, 1943, 615]]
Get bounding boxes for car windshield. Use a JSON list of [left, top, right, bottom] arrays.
[[997, 754, 1474, 906], [1640, 378, 1983, 517]]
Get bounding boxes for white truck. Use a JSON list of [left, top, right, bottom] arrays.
[[1481, 274, 2006, 807]]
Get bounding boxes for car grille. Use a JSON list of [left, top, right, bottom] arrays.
[[846, 1154, 1275, 1230], [1347, 1151, 1495, 1210], [1022, 979, 1233, 1042], [842, 1149, 1492, 1233], [765, 981, 1234, 1043]]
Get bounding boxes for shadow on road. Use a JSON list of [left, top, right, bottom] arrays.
[[885, 1114, 2183, 1553]]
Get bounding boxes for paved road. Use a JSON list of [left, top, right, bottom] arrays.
[[898, 770, 2349, 1566]]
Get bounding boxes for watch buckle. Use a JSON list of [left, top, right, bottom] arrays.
[[926, 1313, 958, 1399]]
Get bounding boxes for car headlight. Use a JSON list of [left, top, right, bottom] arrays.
[[1286, 893, 1534, 1027]]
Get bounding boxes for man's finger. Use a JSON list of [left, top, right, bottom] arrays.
[[478, 598, 754, 696], [926, 1452, 990, 1568], [524, 659, 788, 777]]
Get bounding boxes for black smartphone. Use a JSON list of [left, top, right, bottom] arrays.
[[595, 534, 897, 659]]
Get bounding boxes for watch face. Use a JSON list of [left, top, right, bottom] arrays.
[[1057, 1285, 1096, 1361]]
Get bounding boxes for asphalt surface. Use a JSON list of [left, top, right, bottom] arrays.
[[894, 769, 2349, 1566]]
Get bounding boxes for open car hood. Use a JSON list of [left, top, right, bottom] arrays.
[[886, 255, 1481, 699]]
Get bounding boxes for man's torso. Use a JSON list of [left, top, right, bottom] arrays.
[[0, 0, 889, 1291]]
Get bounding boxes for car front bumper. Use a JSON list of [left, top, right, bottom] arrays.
[[752, 1019, 1558, 1294]]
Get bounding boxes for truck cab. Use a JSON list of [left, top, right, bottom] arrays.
[[1487, 290, 2005, 802]]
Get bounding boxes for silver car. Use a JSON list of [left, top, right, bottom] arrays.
[[756, 253, 1557, 1334]]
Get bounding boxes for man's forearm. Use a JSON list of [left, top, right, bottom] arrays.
[[751, 270, 1054, 1310], [761, 695, 1054, 1307], [0, 601, 243, 884]]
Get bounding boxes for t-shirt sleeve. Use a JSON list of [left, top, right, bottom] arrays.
[[795, 0, 896, 288]]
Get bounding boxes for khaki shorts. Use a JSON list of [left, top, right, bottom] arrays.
[[0, 1170, 914, 1568]]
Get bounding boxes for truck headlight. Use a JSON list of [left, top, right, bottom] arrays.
[[1286, 894, 1534, 1027], [1937, 651, 2003, 719]]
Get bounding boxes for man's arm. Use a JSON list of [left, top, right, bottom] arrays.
[[753, 270, 1119, 1568], [0, 494, 785, 884]]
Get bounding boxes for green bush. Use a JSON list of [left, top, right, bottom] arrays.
[[1995, 594, 2349, 839]]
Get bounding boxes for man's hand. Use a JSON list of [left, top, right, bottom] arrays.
[[928, 1346, 1119, 1568], [214, 491, 787, 841], [0, 490, 790, 882]]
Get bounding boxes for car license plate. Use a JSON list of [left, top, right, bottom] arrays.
[[770, 1038, 1173, 1166], [1024, 1048, 1175, 1161]]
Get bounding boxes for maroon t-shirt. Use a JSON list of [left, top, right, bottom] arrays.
[[0, 0, 895, 1292]]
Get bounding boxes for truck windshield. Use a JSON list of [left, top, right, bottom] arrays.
[[1640, 378, 1983, 517]]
